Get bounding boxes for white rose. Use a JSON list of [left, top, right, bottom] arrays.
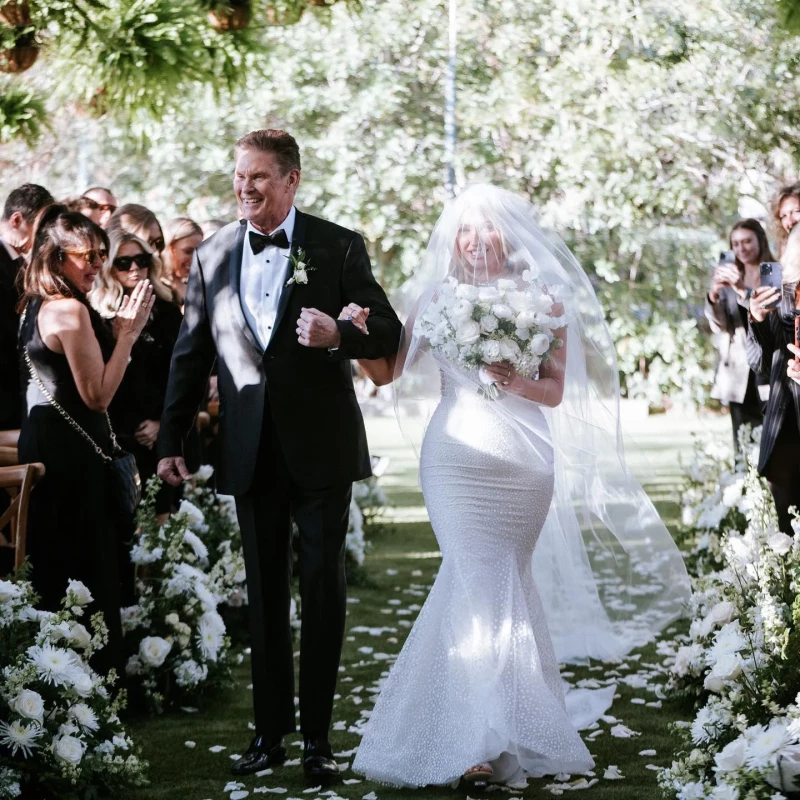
[[455, 283, 479, 301], [450, 298, 474, 323], [0, 580, 23, 603], [69, 623, 92, 650], [707, 601, 737, 627], [498, 338, 521, 361], [767, 530, 794, 556], [12, 690, 44, 723], [478, 286, 501, 303], [70, 670, 94, 698], [66, 580, 93, 606], [515, 310, 538, 329], [704, 653, 742, 693], [139, 636, 172, 668], [455, 320, 481, 345], [53, 734, 86, 766], [507, 290, 533, 312], [714, 737, 747, 773], [480, 340, 502, 364], [491, 303, 514, 320], [178, 500, 205, 526], [530, 333, 551, 356], [536, 294, 554, 315], [294, 268, 309, 285], [165, 613, 180, 628], [479, 315, 499, 333]]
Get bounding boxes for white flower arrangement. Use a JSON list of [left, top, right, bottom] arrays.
[[0, 577, 147, 798], [352, 475, 390, 535], [413, 272, 566, 397], [662, 424, 800, 798], [124, 478, 233, 713]]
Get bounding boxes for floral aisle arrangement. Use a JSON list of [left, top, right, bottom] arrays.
[[661, 429, 800, 799], [353, 475, 390, 537], [123, 480, 233, 713], [0, 577, 147, 799], [675, 426, 762, 577], [413, 273, 565, 398]]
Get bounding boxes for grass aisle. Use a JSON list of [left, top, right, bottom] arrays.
[[124, 410, 729, 800]]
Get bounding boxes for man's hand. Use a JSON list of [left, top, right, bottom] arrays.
[[135, 419, 160, 449], [296, 308, 342, 348], [157, 456, 192, 487]]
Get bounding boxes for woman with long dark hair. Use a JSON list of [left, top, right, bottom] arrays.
[[18, 205, 153, 672], [706, 218, 774, 448]]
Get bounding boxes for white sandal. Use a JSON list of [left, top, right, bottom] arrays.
[[463, 763, 494, 783]]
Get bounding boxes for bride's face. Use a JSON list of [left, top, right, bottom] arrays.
[[455, 209, 505, 281]]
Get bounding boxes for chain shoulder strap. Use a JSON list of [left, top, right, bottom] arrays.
[[23, 345, 116, 463]]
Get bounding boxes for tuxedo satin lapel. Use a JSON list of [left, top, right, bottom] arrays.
[[228, 222, 262, 353], [269, 210, 308, 350]]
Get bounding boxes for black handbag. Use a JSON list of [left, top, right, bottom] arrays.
[[24, 347, 142, 516]]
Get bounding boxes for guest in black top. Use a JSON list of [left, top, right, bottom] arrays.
[[90, 231, 182, 520], [18, 206, 153, 673], [746, 223, 800, 534], [0, 183, 54, 430]]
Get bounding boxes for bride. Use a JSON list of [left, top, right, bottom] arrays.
[[341, 185, 690, 787]]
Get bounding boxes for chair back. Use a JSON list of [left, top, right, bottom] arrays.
[[0, 462, 45, 571], [0, 429, 19, 467]]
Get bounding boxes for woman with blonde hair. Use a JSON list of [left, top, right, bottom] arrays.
[[747, 222, 800, 533], [90, 230, 184, 524], [162, 217, 203, 306]]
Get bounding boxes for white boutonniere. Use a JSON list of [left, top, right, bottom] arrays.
[[286, 248, 315, 286]]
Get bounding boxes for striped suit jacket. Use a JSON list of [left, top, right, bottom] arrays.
[[745, 281, 800, 474]]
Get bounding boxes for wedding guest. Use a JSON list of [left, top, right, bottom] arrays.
[[162, 217, 203, 307], [18, 205, 153, 672], [108, 203, 165, 253], [773, 181, 800, 254], [706, 219, 773, 448], [82, 187, 118, 229], [64, 195, 104, 227], [0, 183, 54, 430], [90, 231, 182, 526], [747, 223, 800, 534], [201, 218, 227, 239]]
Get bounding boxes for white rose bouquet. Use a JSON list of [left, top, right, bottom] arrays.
[[414, 271, 566, 398], [123, 479, 233, 713], [0, 577, 147, 798]]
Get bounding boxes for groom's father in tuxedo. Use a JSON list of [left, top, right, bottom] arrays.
[[157, 130, 401, 780]]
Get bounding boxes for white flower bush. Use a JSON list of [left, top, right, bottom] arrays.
[[352, 475, 390, 536], [662, 425, 800, 799], [123, 479, 233, 713], [0, 577, 146, 798]]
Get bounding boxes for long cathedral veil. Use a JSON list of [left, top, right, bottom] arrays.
[[392, 183, 690, 663]]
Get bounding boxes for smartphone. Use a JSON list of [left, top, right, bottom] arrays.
[[760, 261, 783, 290], [719, 250, 735, 265]]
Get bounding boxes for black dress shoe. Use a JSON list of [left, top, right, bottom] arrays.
[[303, 738, 341, 782], [231, 735, 287, 776]]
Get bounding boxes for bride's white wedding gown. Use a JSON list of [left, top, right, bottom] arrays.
[[353, 379, 614, 787]]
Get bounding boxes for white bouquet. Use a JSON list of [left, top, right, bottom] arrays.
[[414, 272, 566, 397], [0, 578, 147, 798]]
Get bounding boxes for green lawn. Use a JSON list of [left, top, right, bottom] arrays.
[[124, 409, 729, 800]]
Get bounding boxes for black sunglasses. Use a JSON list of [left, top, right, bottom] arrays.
[[113, 253, 153, 272], [149, 237, 165, 253]]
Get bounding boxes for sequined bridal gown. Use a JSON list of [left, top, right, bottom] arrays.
[[353, 378, 615, 787]]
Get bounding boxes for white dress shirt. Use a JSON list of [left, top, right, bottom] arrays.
[[240, 206, 296, 350]]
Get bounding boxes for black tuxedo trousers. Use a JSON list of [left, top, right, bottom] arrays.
[[235, 392, 351, 739]]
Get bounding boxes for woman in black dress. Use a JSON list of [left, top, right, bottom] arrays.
[[90, 231, 183, 524], [18, 206, 153, 673]]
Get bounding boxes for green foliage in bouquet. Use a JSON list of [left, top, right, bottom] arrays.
[[0, 82, 46, 145], [0, 576, 147, 799], [123, 479, 233, 714]]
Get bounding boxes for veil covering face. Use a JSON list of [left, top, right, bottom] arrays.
[[392, 183, 691, 663]]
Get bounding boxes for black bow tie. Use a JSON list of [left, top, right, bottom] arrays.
[[249, 229, 289, 254]]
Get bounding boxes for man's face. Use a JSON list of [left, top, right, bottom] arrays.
[[83, 188, 118, 229], [8, 212, 33, 255], [233, 149, 299, 232]]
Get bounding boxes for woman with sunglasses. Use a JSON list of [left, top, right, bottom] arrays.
[[90, 231, 183, 526], [18, 205, 154, 675]]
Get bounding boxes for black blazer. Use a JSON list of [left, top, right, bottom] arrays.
[[0, 241, 22, 430], [157, 211, 402, 495], [745, 282, 800, 474]]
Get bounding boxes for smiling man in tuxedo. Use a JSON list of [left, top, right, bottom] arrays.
[[157, 130, 401, 780]]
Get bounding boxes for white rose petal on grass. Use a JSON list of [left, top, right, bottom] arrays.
[[638, 750, 656, 757], [139, 636, 172, 668], [231, 792, 250, 800], [455, 320, 481, 346], [609, 724, 641, 738], [12, 690, 44, 723], [362, 793, 378, 800], [603, 765, 624, 780], [185, 741, 196, 748], [209, 744, 227, 753]]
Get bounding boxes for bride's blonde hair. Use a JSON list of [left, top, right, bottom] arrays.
[[89, 231, 172, 318]]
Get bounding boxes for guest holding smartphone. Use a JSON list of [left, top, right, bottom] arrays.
[[747, 223, 800, 533], [706, 220, 773, 448]]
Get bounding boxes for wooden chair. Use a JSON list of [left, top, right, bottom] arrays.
[[0, 462, 45, 570], [0, 429, 20, 467]]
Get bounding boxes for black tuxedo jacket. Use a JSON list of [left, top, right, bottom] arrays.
[[158, 211, 402, 495], [0, 242, 22, 430]]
